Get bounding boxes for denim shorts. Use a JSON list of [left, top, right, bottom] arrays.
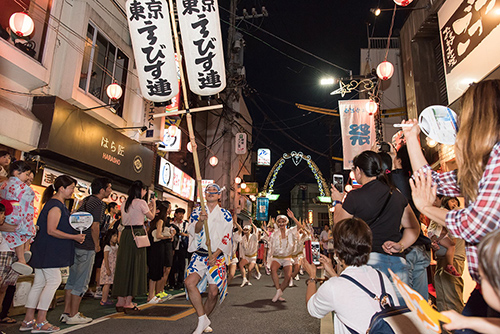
[[65, 248, 96, 297]]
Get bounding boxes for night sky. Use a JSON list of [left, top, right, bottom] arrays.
[[218, 0, 413, 214]]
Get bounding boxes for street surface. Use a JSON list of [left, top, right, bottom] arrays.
[[1, 273, 321, 334]]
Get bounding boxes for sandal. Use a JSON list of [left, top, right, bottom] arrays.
[[32, 321, 60, 333], [19, 319, 36, 332], [0, 317, 16, 324], [12, 262, 33, 276], [123, 306, 141, 314]]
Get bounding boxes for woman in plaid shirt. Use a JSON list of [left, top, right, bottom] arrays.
[[404, 79, 500, 332]]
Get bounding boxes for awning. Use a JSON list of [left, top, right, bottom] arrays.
[[0, 96, 42, 151]]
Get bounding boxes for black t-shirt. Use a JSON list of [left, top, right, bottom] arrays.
[[342, 179, 408, 255]]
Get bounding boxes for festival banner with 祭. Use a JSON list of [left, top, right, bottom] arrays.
[[126, 0, 178, 102], [338, 100, 375, 170], [177, 0, 226, 96]]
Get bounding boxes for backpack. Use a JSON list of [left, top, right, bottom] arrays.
[[341, 270, 434, 334]]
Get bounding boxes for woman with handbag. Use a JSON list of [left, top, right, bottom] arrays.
[[113, 180, 155, 312], [331, 150, 420, 305]]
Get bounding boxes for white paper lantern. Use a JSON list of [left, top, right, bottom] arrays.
[[209, 156, 218, 166], [366, 100, 378, 115], [168, 124, 178, 137], [394, 0, 413, 6], [235, 177, 242, 184], [377, 61, 394, 80], [187, 141, 193, 153], [106, 83, 123, 101], [9, 12, 34, 37]]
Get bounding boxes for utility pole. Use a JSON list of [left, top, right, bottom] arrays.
[[221, 0, 238, 208]]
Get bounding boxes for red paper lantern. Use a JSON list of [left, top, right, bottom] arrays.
[[9, 12, 34, 37], [366, 100, 378, 115], [377, 61, 394, 80], [394, 0, 413, 6], [209, 156, 218, 166]]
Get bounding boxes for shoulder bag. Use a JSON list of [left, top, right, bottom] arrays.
[[131, 225, 150, 248]]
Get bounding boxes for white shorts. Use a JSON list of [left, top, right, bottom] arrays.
[[230, 254, 238, 265], [187, 253, 226, 285], [271, 257, 292, 267], [241, 255, 257, 264]]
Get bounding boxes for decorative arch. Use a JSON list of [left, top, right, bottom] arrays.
[[263, 152, 331, 207]]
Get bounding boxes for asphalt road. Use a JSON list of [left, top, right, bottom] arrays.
[[1, 272, 321, 334]]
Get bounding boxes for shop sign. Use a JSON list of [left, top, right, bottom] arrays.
[[257, 148, 271, 166], [240, 182, 258, 195], [158, 157, 195, 201], [158, 129, 181, 152], [126, 0, 178, 102], [256, 197, 269, 221], [32, 97, 154, 185], [177, 0, 226, 96], [438, 0, 500, 103], [41, 167, 128, 205], [140, 100, 165, 142], [235, 133, 247, 155]]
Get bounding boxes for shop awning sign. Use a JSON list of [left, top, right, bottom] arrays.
[[158, 157, 195, 201], [177, 0, 226, 96], [126, 0, 178, 102]]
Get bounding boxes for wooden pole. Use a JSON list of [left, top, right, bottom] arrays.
[[168, 0, 211, 255]]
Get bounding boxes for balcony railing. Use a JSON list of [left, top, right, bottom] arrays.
[[368, 37, 400, 49]]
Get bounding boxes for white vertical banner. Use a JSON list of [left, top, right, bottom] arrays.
[[140, 100, 165, 142], [126, 0, 178, 102], [338, 99, 375, 170], [176, 0, 226, 96], [235, 132, 247, 155]]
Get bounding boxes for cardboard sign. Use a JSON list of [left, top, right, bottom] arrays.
[[389, 269, 450, 333]]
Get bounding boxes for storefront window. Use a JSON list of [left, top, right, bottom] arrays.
[[1, 0, 51, 62], [79, 22, 128, 117]]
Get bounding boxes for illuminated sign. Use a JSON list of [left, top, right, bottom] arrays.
[[257, 148, 271, 166], [308, 209, 313, 225], [158, 157, 195, 201]]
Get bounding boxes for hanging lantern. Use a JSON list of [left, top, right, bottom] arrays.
[[209, 156, 218, 166], [9, 12, 34, 37], [376, 61, 394, 80], [187, 141, 193, 153], [366, 100, 378, 116], [168, 124, 178, 137], [235, 177, 242, 184], [241, 182, 247, 189], [106, 83, 123, 101], [394, 0, 413, 6], [345, 184, 353, 192]]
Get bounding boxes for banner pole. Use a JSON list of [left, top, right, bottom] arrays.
[[167, 0, 211, 256]]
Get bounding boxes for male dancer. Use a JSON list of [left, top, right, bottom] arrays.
[[185, 184, 233, 334]]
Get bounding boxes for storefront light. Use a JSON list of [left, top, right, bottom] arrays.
[[9, 12, 34, 37]]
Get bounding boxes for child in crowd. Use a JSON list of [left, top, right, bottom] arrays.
[[442, 229, 500, 332], [427, 196, 461, 277], [0, 161, 35, 275], [100, 229, 119, 306], [0, 151, 11, 183]]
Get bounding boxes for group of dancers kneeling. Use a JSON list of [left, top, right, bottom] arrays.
[[228, 209, 312, 303]]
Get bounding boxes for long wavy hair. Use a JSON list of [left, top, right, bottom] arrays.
[[455, 80, 500, 202]]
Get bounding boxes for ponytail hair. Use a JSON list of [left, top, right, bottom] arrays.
[[378, 152, 396, 190], [41, 175, 77, 204], [352, 150, 393, 188]]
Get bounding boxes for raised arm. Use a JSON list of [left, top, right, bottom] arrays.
[[401, 119, 429, 172]]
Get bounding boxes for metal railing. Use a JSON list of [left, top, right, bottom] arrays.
[[369, 37, 400, 49]]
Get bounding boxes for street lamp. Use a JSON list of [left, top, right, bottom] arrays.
[[320, 78, 335, 85]]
